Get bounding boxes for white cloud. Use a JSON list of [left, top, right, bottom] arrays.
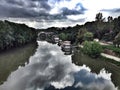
[[49, 7, 62, 15], [48, 0, 120, 28], [82, 0, 120, 10], [49, 0, 120, 16], [48, 0, 84, 15], [79, 0, 120, 22], [67, 14, 85, 21]]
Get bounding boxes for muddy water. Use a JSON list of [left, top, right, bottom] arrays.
[[0, 43, 36, 84]]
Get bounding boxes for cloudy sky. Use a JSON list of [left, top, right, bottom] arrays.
[[0, 0, 120, 29]]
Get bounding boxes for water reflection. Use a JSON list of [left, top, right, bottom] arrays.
[[72, 50, 120, 89], [0, 41, 118, 90]]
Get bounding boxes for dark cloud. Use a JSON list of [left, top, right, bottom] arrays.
[[61, 7, 84, 16], [101, 8, 120, 13], [0, 0, 87, 29], [0, 4, 40, 18], [5, 0, 24, 6], [0, 0, 85, 19], [114, 8, 120, 13], [0, 0, 50, 18]]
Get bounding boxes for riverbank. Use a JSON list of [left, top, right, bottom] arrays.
[[78, 44, 120, 63], [0, 43, 37, 84]]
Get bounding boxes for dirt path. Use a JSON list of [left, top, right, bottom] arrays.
[[101, 53, 120, 62]]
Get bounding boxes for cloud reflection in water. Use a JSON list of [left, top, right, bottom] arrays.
[[0, 41, 118, 90]]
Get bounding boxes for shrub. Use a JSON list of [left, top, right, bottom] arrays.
[[82, 41, 102, 58]]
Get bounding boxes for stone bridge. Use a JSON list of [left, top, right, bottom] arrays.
[[37, 32, 59, 43]]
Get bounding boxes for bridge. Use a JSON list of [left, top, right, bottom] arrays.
[[37, 31, 59, 43]]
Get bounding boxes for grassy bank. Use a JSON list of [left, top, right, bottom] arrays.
[[100, 56, 120, 66], [0, 43, 37, 84]]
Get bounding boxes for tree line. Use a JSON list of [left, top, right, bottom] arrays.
[[39, 13, 120, 57], [0, 20, 37, 51], [41, 13, 120, 47], [1, 12, 119, 53]]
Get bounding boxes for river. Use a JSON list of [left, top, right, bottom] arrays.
[[0, 41, 119, 90]]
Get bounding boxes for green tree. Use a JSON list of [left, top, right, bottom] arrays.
[[107, 16, 114, 31], [77, 28, 87, 44], [113, 32, 120, 47], [0, 20, 37, 50], [82, 41, 102, 58], [59, 33, 68, 41], [113, 16, 120, 33], [83, 32, 93, 41]]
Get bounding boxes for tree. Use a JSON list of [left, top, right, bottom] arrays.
[[113, 16, 120, 33], [77, 28, 87, 44], [0, 20, 37, 50], [82, 41, 102, 58], [113, 32, 120, 47], [59, 33, 68, 41], [95, 12, 105, 22], [83, 32, 93, 41], [107, 16, 114, 31], [108, 16, 113, 23]]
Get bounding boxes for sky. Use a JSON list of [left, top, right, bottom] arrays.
[[0, 0, 120, 29]]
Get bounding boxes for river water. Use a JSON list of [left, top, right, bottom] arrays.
[[0, 41, 119, 90]]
